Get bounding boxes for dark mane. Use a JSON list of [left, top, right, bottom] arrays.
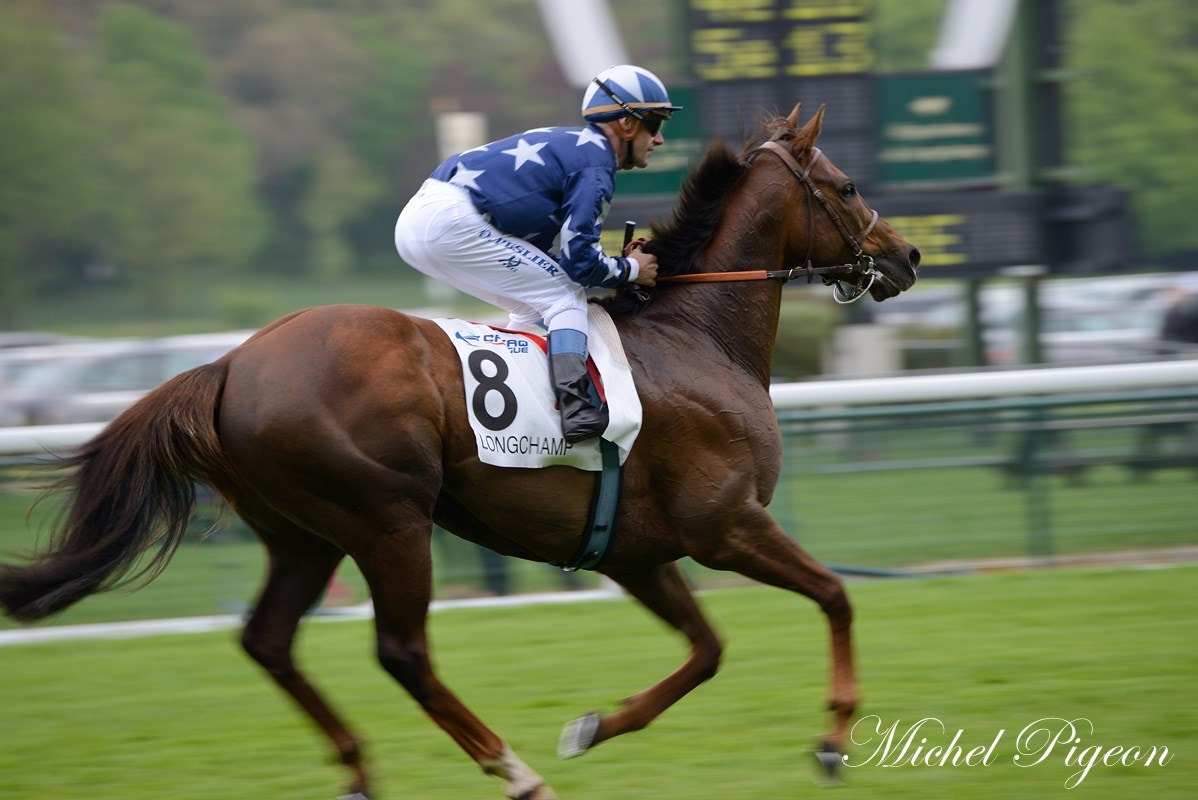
[[644, 139, 747, 277], [600, 115, 795, 317]]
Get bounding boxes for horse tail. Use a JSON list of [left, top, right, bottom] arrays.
[[0, 360, 233, 623]]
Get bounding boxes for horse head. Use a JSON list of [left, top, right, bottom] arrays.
[[756, 104, 920, 301]]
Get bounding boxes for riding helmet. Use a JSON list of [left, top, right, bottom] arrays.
[[581, 64, 683, 123]]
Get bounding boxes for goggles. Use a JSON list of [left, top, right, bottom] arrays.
[[639, 113, 667, 136]]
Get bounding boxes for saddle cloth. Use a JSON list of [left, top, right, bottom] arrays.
[[433, 305, 642, 470]]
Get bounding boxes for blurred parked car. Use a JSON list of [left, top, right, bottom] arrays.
[[0, 331, 252, 427], [983, 304, 1165, 364], [0, 340, 135, 426], [873, 272, 1198, 368]]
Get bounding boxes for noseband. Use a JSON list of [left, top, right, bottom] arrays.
[[656, 140, 880, 304]]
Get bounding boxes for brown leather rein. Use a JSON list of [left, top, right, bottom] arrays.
[[654, 141, 880, 303], [654, 263, 857, 284]]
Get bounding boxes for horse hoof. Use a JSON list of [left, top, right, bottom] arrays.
[[516, 785, 559, 800], [811, 741, 844, 787], [558, 711, 601, 759], [336, 793, 370, 800]]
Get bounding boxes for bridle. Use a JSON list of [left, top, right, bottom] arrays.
[[657, 140, 881, 304], [759, 141, 880, 302]]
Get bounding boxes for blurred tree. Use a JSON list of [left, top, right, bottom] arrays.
[[135, 0, 288, 57], [873, 0, 949, 72], [91, 4, 265, 312], [301, 142, 383, 282], [340, 13, 437, 273], [6, 0, 1197, 331], [1066, 0, 1198, 256], [418, 0, 576, 136], [0, 3, 96, 327], [219, 10, 366, 184], [217, 9, 372, 277]]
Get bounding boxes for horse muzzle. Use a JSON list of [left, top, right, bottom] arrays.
[[866, 245, 920, 300]]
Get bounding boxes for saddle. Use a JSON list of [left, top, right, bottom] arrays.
[[433, 305, 641, 471], [434, 305, 637, 570]]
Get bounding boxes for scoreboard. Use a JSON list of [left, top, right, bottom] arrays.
[[687, 0, 875, 179], [870, 190, 1043, 277], [690, 0, 873, 80], [608, 0, 1131, 279]]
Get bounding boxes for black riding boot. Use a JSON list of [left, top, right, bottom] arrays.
[[547, 329, 608, 443]]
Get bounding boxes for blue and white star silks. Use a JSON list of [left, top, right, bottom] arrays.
[[570, 126, 609, 150], [558, 216, 579, 261], [429, 125, 635, 289], [449, 166, 485, 191], [502, 138, 548, 170]]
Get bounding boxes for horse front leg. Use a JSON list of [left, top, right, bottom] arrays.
[[691, 506, 858, 771], [559, 561, 724, 757], [356, 529, 557, 800]]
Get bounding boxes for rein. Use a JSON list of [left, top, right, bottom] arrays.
[[656, 262, 864, 283], [654, 141, 880, 305]]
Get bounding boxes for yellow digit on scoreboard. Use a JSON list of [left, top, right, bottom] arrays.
[[886, 215, 968, 267], [693, 28, 779, 80], [783, 21, 873, 76], [691, 0, 775, 23]]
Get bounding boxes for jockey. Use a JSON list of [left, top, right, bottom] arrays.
[[395, 64, 681, 443]]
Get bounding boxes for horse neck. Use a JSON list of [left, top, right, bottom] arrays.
[[648, 179, 793, 388]]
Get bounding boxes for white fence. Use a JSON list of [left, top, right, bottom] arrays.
[[0, 422, 104, 457], [3, 360, 1197, 457]]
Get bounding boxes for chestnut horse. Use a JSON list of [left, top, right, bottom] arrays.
[[0, 106, 918, 799]]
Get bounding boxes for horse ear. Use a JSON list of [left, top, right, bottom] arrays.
[[795, 104, 825, 146], [785, 103, 802, 129]]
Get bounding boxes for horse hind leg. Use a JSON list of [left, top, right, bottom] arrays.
[[559, 561, 723, 758], [238, 523, 372, 797], [354, 516, 557, 800]]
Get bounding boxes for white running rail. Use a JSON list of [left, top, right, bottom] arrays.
[[3, 361, 1198, 457]]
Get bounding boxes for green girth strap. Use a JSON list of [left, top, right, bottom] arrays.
[[559, 438, 622, 571]]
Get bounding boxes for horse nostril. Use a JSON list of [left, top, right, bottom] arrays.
[[908, 247, 921, 271]]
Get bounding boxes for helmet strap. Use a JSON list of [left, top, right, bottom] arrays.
[[592, 77, 646, 123]]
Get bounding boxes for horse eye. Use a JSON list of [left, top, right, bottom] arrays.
[[840, 184, 857, 199]]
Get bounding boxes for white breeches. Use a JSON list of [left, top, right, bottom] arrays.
[[395, 179, 589, 334]]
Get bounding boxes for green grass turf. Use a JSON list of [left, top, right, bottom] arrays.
[[0, 565, 1193, 799]]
